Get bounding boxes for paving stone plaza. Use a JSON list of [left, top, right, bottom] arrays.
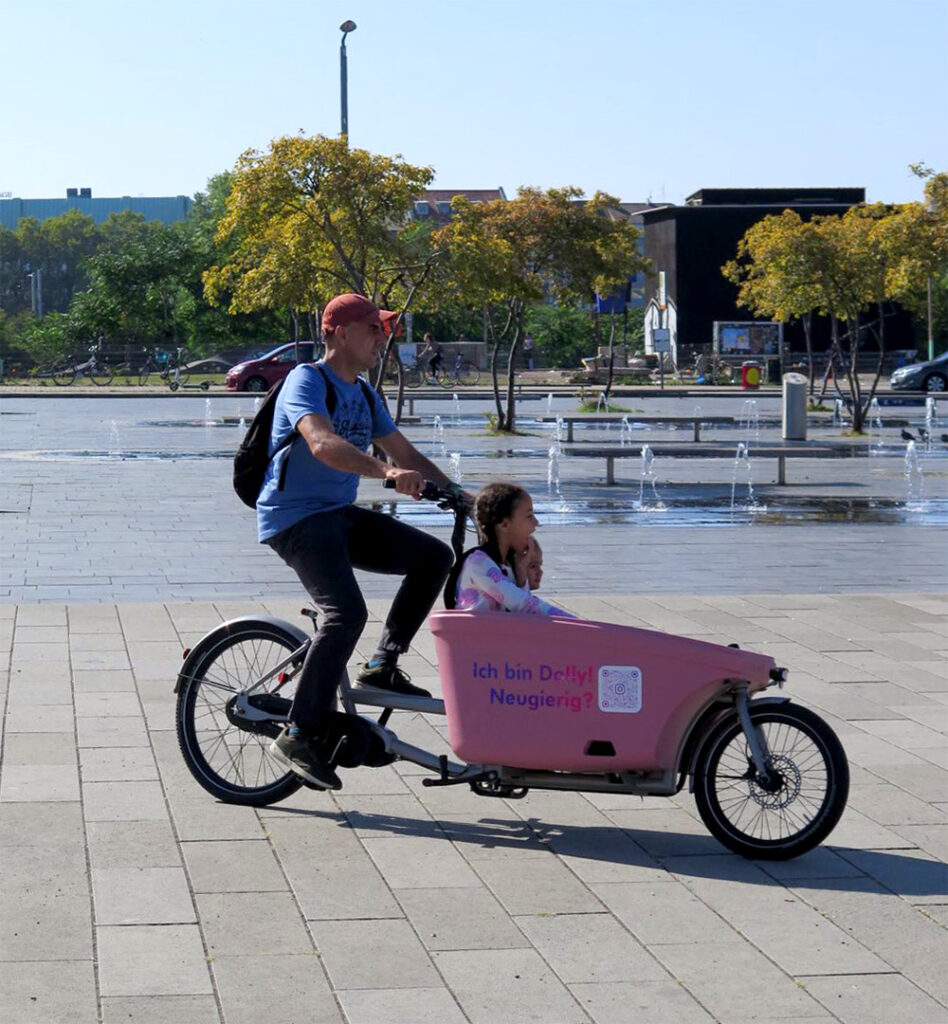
[[1, 389, 946, 1023]]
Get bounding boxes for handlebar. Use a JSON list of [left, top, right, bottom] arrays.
[[382, 478, 472, 559], [383, 477, 469, 508]]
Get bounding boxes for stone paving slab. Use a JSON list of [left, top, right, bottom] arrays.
[[0, 593, 946, 1023]]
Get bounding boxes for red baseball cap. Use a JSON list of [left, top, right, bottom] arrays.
[[321, 293, 397, 334]]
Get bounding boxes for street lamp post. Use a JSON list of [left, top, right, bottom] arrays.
[[339, 20, 356, 140]]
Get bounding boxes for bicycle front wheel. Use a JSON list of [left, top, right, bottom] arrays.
[[52, 362, 76, 386], [175, 620, 306, 805], [436, 370, 454, 390], [458, 363, 480, 386], [91, 361, 113, 386], [693, 703, 848, 860]]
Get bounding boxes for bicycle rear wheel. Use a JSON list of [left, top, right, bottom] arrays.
[[175, 620, 307, 805], [138, 364, 154, 386], [403, 365, 423, 389]]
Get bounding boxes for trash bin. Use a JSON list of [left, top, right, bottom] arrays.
[[741, 361, 762, 389], [782, 372, 807, 440]]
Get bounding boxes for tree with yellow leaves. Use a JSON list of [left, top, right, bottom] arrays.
[[203, 134, 434, 340], [435, 187, 648, 431]]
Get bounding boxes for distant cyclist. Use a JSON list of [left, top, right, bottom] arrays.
[[419, 332, 443, 380]]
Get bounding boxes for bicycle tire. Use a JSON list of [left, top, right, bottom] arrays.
[[175, 620, 306, 806], [138, 364, 154, 386], [403, 366, 423, 389], [90, 361, 113, 386], [52, 362, 76, 386], [435, 370, 454, 390], [693, 703, 848, 860], [170, 364, 190, 388], [458, 363, 480, 386]]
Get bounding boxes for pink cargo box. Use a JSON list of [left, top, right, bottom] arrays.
[[429, 611, 776, 773]]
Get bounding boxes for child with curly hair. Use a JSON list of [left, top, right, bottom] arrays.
[[445, 482, 573, 617]]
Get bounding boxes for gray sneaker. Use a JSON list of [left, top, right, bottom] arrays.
[[269, 728, 342, 790]]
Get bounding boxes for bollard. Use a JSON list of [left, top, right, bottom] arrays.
[[782, 372, 807, 440]]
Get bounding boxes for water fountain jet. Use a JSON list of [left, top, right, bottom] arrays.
[[904, 440, 925, 510]]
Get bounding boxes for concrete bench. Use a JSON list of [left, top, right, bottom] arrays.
[[537, 414, 736, 442], [398, 391, 545, 416], [564, 441, 862, 486]]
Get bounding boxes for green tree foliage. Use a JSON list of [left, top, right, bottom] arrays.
[[524, 304, 595, 368], [0, 185, 287, 366], [435, 187, 649, 430], [723, 177, 948, 431]]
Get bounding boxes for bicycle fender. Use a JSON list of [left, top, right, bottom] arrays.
[[682, 694, 791, 790], [174, 616, 309, 693]]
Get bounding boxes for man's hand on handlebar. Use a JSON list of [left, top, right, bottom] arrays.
[[384, 467, 425, 498], [382, 477, 473, 512]]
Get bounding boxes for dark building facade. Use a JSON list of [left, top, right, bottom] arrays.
[[640, 187, 914, 367]]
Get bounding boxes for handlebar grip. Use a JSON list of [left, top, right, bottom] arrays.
[[383, 478, 459, 504]]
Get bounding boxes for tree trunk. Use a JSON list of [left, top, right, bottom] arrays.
[[486, 309, 505, 431], [860, 302, 888, 424], [505, 329, 520, 433], [291, 310, 302, 363], [847, 313, 864, 434], [802, 312, 814, 396], [603, 316, 617, 402], [817, 313, 841, 406]]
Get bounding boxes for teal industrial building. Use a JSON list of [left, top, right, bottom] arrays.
[[0, 189, 193, 230]]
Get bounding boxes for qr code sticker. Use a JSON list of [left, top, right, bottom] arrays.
[[598, 665, 642, 713]]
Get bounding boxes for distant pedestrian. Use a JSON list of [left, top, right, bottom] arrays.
[[523, 333, 535, 370]]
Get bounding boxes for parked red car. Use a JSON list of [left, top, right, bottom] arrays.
[[225, 342, 316, 392]]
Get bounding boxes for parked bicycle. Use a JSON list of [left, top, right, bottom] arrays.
[[435, 353, 480, 389], [139, 346, 190, 389], [50, 344, 113, 386], [691, 352, 733, 386], [175, 481, 849, 860], [398, 354, 480, 389]]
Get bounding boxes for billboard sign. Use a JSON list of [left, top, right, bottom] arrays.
[[713, 321, 782, 357]]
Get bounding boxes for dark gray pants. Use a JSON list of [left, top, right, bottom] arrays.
[[267, 506, 453, 733]]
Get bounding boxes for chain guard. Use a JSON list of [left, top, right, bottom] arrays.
[[225, 693, 291, 738]]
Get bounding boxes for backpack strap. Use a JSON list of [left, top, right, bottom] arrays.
[[315, 363, 376, 417], [443, 545, 488, 609]]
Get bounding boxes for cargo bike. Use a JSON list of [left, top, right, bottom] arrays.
[[175, 484, 848, 860]]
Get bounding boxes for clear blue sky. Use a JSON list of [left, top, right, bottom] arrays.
[[3, 0, 945, 206]]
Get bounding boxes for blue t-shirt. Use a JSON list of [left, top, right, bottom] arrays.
[[256, 361, 396, 541]]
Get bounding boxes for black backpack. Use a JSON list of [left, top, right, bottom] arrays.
[[233, 364, 374, 509]]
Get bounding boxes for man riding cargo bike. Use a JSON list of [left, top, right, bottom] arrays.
[[254, 293, 463, 791]]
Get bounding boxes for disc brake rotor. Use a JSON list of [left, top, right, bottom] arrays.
[[747, 754, 801, 809]]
